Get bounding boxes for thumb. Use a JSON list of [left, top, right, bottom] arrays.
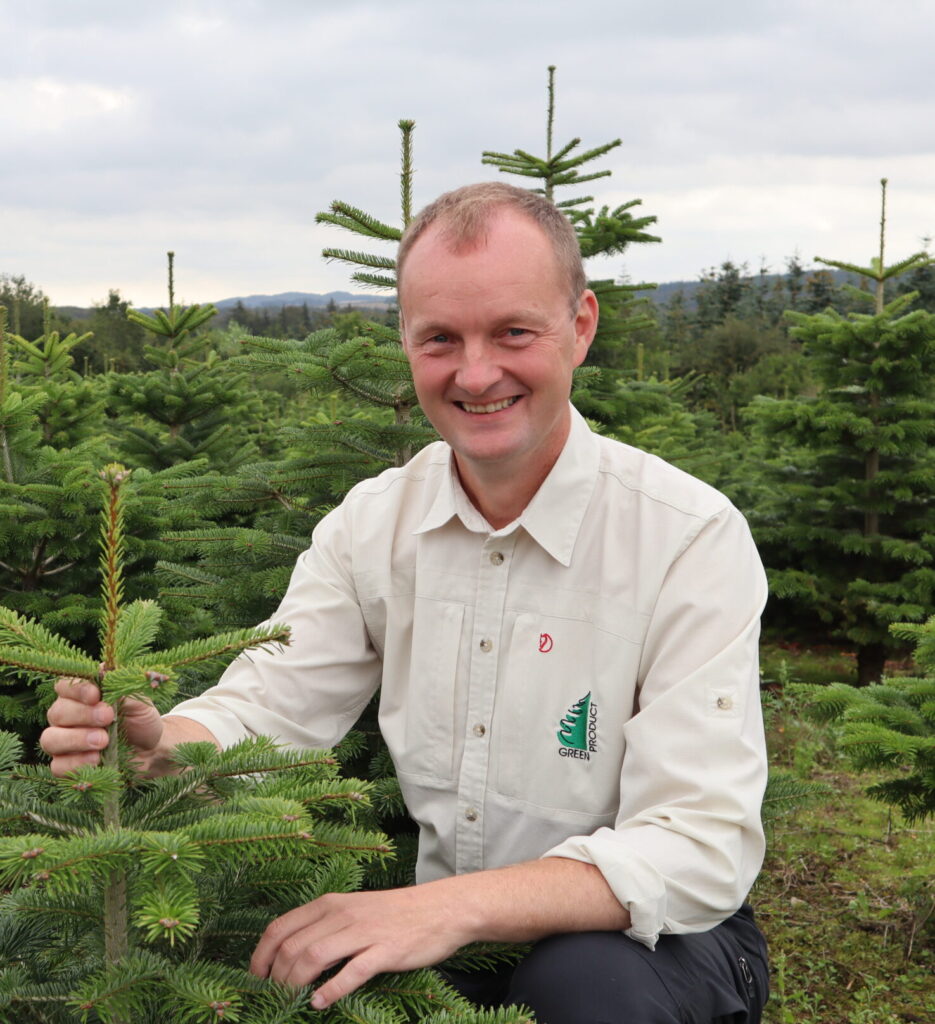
[[117, 696, 165, 752]]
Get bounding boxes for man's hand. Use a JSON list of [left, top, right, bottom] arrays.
[[250, 883, 472, 1009], [41, 677, 164, 776], [41, 677, 219, 777], [249, 859, 631, 1010]]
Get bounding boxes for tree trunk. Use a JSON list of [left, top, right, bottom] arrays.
[[856, 642, 887, 686]]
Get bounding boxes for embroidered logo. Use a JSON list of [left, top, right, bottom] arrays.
[[538, 632, 553, 653], [556, 692, 597, 760]]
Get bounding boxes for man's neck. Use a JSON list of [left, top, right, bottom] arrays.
[[454, 452, 558, 531]]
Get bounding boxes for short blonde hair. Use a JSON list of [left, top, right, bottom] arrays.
[[397, 182, 586, 314]]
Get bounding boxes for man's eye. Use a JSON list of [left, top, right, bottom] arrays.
[[506, 328, 528, 338], [429, 334, 449, 344]]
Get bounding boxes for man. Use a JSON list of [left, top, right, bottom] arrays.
[[43, 183, 770, 1022]]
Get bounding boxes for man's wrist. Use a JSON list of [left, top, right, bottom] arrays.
[[136, 714, 221, 777]]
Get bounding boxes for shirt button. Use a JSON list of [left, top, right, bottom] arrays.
[[472, 723, 486, 737], [717, 696, 733, 710], [479, 638, 493, 653], [465, 807, 478, 822], [489, 551, 504, 565]]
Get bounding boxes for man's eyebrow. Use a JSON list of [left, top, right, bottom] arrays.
[[405, 309, 549, 338], [495, 309, 547, 326], [404, 319, 451, 338]]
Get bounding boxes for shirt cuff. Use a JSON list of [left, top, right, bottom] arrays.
[[541, 827, 667, 949]]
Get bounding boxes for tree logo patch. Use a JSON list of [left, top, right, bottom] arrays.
[[557, 692, 597, 760]]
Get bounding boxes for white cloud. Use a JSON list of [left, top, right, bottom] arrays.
[[3, 0, 934, 306], [0, 76, 135, 133]]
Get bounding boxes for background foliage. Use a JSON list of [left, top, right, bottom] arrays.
[[1, 69, 933, 1022]]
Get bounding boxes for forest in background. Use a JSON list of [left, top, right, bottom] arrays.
[[4, 222, 934, 683], [0, 71, 932, 1023]]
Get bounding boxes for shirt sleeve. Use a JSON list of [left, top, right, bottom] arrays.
[[541, 504, 769, 949], [168, 505, 382, 751]]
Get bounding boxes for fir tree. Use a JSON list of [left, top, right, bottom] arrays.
[[154, 123, 438, 899], [482, 65, 661, 373], [792, 614, 935, 823], [746, 179, 935, 683], [7, 300, 106, 447], [0, 465, 530, 1023], [108, 253, 260, 473], [156, 121, 434, 633], [0, 305, 218, 737]]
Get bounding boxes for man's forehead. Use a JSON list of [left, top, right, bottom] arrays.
[[415, 206, 546, 256]]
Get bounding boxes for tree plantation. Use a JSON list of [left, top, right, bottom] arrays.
[[0, 72, 932, 1024]]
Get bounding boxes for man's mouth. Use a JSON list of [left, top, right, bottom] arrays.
[[458, 397, 520, 414]]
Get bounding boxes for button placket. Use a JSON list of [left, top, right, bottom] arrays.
[[454, 532, 517, 873]]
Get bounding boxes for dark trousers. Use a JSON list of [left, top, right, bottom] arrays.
[[440, 904, 769, 1024]]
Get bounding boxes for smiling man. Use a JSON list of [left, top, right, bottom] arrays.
[[398, 198, 595, 528], [43, 183, 770, 1023]]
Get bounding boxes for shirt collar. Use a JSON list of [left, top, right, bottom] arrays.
[[414, 404, 601, 566]]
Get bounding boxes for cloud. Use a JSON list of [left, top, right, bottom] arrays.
[[3, 0, 933, 305]]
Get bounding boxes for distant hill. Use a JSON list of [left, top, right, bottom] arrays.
[[53, 291, 394, 319], [212, 290, 394, 312], [643, 268, 859, 309], [54, 271, 861, 320]]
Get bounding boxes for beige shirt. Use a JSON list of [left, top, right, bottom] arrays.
[[171, 406, 768, 949]]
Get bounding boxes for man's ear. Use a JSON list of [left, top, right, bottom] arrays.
[[572, 289, 599, 367]]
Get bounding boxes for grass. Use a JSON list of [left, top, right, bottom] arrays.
[[757, 648, 934, 1023]]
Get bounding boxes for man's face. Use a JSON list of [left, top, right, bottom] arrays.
[[399, 209, 596, 495]]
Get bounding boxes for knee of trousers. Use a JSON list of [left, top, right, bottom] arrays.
[[505, 931, 687, 1024]]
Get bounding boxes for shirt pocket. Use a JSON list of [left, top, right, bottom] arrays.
[[491, 611, 640, 816], [381, 597, 465, 784]]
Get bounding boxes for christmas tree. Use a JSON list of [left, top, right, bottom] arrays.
[[0, 464, 530, 1023], [108, 253, 261, 473], [482, 65, 661, 372], [7, 301, 104, 447], [746, 180, 935, 683], [153, 122, 431, 634], [0, 307, 211, 736], [792, 613, 935, 823]]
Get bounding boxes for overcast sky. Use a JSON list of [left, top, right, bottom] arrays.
[[3, 0, 934, 308]]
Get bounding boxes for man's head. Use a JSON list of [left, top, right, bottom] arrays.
[[397, 182, 587, 316], [397, 186, 598, 522]]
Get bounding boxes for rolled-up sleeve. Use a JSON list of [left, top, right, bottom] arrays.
[[542, 505, 768, 949], [169, 506, 382, 751]]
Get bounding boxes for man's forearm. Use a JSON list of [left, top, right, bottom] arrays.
[[430, 855, 631, 942], [251, 855, 630, 1007]]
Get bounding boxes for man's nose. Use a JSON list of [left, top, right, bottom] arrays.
[[455, 341, 502, 394]]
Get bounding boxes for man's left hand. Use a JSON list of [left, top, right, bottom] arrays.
[[249, 858, 630, 1009], [249, 884, 471, 1009]]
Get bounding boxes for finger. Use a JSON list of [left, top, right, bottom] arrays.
[[250, 903, 327, 979], [53, 677, 102, 704], [46, 696, 113, 729], [46, 750, 106, 775], [40, 724, 110, 758], [278, 931, 350, 989], [310, 949, 385, 1010]]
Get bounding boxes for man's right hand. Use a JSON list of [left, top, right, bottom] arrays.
[[41, 677, 165, 777]]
